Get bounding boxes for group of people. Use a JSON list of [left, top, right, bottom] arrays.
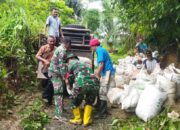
[[36, 7, 115, 126], [36, 7, 160, 127], [36, 36, 115, 126]]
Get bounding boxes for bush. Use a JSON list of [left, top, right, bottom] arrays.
[[111, 108, 180, 130], [20, 99, 49, 130]]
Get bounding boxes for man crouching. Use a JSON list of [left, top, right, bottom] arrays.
[[65, 53, 99, 126]]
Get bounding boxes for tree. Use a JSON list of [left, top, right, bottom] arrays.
[[111, 0, 180, 50], [65, 0, 82, 20], [82, 9, 100, 32], [0, 0, 75, 91]]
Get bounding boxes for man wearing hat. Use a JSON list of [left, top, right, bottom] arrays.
[[65, 53, 99, 126], [143, 50, 160, 74], [89, 39, 116, 119]]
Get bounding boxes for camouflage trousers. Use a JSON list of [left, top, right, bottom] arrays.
[[70, 84, 99, 109], [99, 75, 116, 101], [51, 76, 64, 117]]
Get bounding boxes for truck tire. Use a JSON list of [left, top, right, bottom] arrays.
[[65, 24, 86, 29]]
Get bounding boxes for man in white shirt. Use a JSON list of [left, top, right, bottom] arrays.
[[143, 50, 160, 74], [44, 8, 64, 46]]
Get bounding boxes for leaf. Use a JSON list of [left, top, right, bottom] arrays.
[[112, 119, 120, 126], [134, 127, 145, 130], [175, 5, 180, 10]]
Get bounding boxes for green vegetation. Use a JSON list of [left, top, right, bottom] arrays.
[[102, 43, 128, 64], [0, 0, 74, 107], [20, 99, 49, 130], [82, 9, 100, 32], [111, 108, 180, 130], [102, 0, 180, 51], [0, 0, 179, 129]]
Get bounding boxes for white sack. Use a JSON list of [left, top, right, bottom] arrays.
[[156, 75, 176, 105], [156, 75, 176, 94], [135, 85, 167, 122], [172, 73, 180, 99], [116, 67, 125, 75], [121, 87, 140, 111], [78, 56, 92, 68], [107, 88, 124, 105], [163, 66, 180, 99], [115, 75, 130, 88]]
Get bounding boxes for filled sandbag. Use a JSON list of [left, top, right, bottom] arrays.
[[107, 88, 124, 105], [78, 56, 92, 68], [172, 73, 180, 99], [136, 85, 167, 122], [156, 75, 176, 105], [163, 65, 180, 99], [121, 87, 140, 111], [115, 75, 131, 88], [116, 66, 125, 75], [36, 62, 47, 79]]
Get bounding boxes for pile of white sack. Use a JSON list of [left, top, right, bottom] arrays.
[[108, 54, 180, 122]]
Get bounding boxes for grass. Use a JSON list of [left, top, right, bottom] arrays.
[[101, 43, 128, 64], [111, 108, 180, 130]]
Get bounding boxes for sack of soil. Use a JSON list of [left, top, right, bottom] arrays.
[[135, 85, 167, 122], [107, 88, 124, 105], [121, 87, 140, 111]]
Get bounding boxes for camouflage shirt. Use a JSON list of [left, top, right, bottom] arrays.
[[48, 44, 68, 77], [67, 59, 99, 91]]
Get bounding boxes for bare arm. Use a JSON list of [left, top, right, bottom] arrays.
[[96, 62, 104, 79], [43, 24, 48, 35], [44, 16, 50, 35], [36, 47, 50, 67]]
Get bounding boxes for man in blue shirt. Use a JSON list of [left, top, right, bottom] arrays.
[[90, 39, 116, 119], [44, 8, 64, 46], [135, 38, 148, 54]]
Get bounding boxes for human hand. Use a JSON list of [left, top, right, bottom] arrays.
[[44, 60, 50, 68], [96, 73, 101, 80], [65, 79, 69, 85], [61, 34, 64, 39], [147, 70, 151, 75]]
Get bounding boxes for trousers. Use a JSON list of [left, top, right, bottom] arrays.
[[42, 72, 54, 104], [99, 75, 116, 101], [51, 76, 64, 117]]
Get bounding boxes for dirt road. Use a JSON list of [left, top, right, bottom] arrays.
[[0, 90, 180, 130]]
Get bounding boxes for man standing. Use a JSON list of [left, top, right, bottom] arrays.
[[48, 37, 71, 122], [44, 8, 64, 46], [36, 36, 56, 105], [89, 39, 116, 119]]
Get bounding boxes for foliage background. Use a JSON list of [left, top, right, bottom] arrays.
[[0, 0, 75, 103]]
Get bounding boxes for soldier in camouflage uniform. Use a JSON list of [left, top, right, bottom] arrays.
[[65, 54, 99, 126], [48, 37, 71, 122]]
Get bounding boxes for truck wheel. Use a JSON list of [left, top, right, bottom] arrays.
[[65, 24, 86, 29]]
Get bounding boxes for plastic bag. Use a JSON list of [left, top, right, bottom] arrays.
[[121, 87, 140, 111], [135, 85, 167, 122], [107, 88, 124, 105]]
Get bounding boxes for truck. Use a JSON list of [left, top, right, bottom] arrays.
[[62, 24, 94, 71]]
